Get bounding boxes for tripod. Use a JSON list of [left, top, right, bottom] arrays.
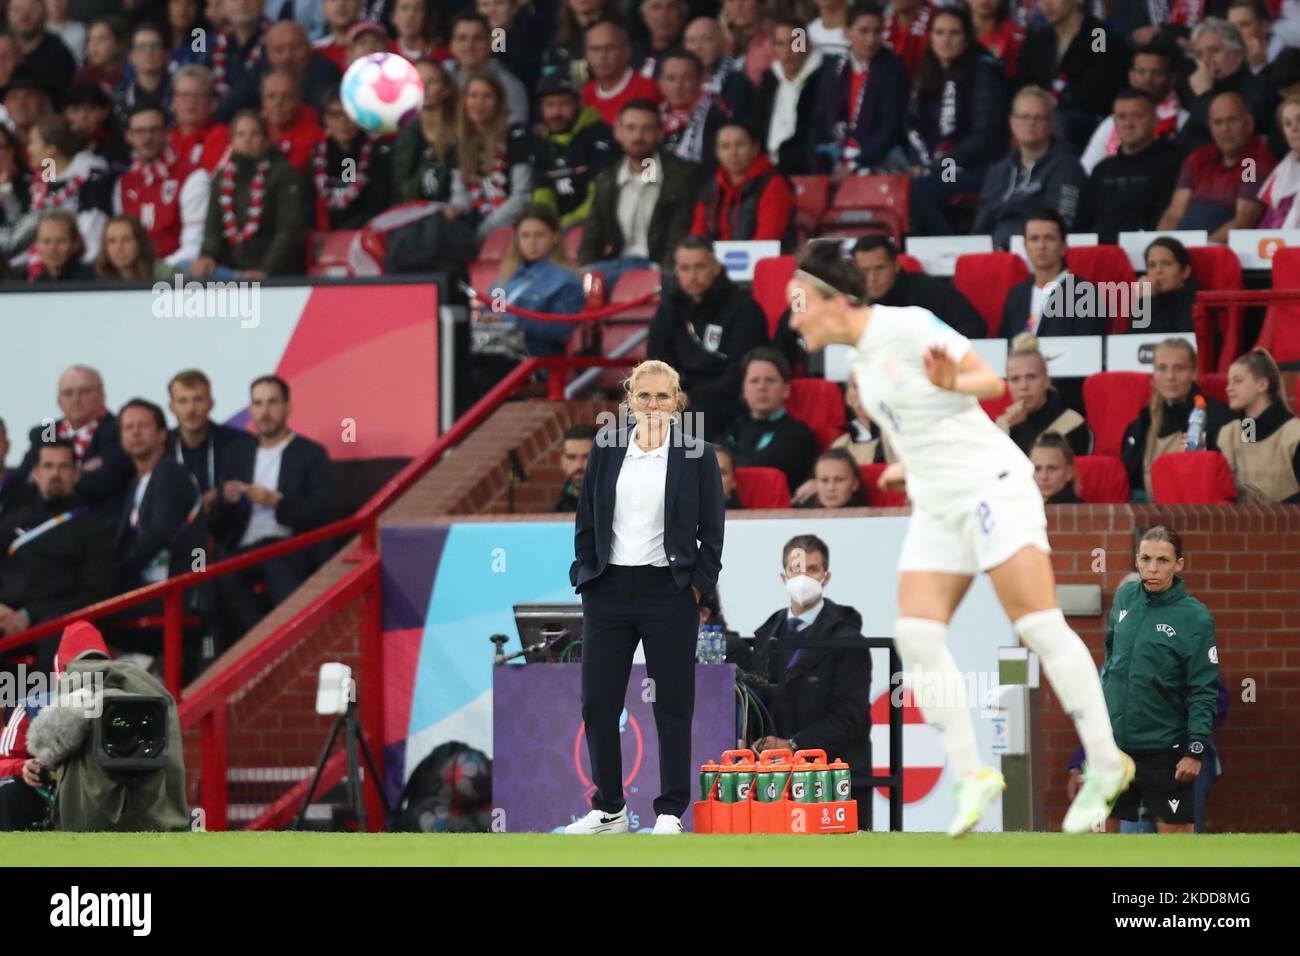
[[295, 701, 390, 831]]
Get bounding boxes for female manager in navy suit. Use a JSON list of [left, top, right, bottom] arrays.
[[565, 359, 726, 835]]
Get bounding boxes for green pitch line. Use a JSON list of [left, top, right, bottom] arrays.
[[2, 832, 1297, 867]]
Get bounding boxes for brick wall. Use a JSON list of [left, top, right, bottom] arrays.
[[1044, 503, 1300, 832]]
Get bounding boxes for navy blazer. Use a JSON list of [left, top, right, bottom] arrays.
[[570, 420, 725, 598]]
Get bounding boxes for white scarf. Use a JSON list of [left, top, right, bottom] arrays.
[[1258, 152, 1300, 230], [767, 51, 823, 157]]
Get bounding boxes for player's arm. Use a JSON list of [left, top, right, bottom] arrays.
[[924, 346, 1005, 399]]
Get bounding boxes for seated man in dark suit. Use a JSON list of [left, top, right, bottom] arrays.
[[211, 376, 335, 639], [111, 398, 209, 662], [550, 424, 596, 513], [0, 440, 114, 669], [728, 533, 872, 828], [852, 235, 987, 338], [721, 347, 821, 492], [999, 209, 1108, 339], [166, 368, 258, 510], [648, 237, 771, 440], [18, 365, 133, 524]]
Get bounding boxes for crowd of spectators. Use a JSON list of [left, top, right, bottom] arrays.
[[0, 366, 336, 674], [12, 0, 1300, 284]]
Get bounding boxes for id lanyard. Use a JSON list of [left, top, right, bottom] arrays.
[[7, 508, 88, 557], [175, 435, 216, 490]]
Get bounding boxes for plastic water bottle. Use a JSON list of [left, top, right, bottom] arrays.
[[696, 625, 710, 664], [1186, 395, 1207, 451], [711, 625, 725, 664]]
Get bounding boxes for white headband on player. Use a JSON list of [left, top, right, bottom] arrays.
[[793, 269, 862, 305]]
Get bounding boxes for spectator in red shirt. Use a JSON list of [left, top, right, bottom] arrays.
[[690, 119, 795, 249], [113, 104, 211, 266], [582, 21, 662, 128], [170, 65, 232, 175], [1158, 91, 1274, 243], [884, 0, 937, 76], [262, 67, 325, 173], [314, 0, 363, 72], [970, 0, 1025, 77]]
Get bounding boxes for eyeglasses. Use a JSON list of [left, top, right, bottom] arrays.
[[633, 391, 674, 408]]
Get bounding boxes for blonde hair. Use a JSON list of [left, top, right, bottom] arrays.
[[623, 359, 688, 412], [1009, 332, 1048, 375], [1146, 337, 1198, 463]]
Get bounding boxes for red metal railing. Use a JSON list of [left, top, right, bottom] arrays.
[[1193, 288, 1300, 373], [0, 349, 644, 829]]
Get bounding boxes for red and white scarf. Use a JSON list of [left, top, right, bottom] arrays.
[[468, 145, 509, 213], [58, 417, 99, 461], [1103, 91, 1182, 156], [219, 158, 270, 245], [661, 94, 714, 164], [29, 172, 87, 212], [212, 19, 270, 98], [313, 136, 374, 210]]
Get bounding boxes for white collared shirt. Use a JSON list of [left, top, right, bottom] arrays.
[[609, 426, 670, 567], [1029, 270, 1068, 332], [786, 598, 825, 631], [615, 153, 661, 260]]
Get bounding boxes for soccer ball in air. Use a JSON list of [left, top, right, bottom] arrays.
[[340, 52, 423, 134]]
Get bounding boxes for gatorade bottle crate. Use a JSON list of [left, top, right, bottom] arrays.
[[694, 748, 858, 834]]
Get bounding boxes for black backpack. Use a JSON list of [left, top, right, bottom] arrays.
[[393, 741, 493, 833]]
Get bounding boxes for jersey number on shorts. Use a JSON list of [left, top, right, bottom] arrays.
[[877, 401, 901, 432], [976, 501, 995, 535]]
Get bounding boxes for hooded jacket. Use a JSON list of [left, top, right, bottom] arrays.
[[41, 620, 189, 832], [1102, 577, 1219, 753], [689, 153, 796, 251], [972, 140, 1087, 250], [531, 104, 617, 227]]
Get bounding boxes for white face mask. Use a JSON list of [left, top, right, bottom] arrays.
[[785, 574, 823, 606]]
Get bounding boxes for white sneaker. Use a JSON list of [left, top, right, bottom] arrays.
[[563, 806, 629, 834], [947, 766, 1006, 838], [651, 814, 684, 834], [1063, 752, 1136, 835]]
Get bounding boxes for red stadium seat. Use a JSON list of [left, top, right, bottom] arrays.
[[817, 174, 909, 244], [859, 463, 908, 507], [1150, 452, 1237, 504], [791, 175, 829, 241], [787, 378, 846, 451], [1187, 245, 1243, 292], [735, 466, 792, 508], [564, 224, 584, 260], [1065, 244, 1136, 333], [953, 252, 1030, 338], [753, 255, 796, 337], [609, 267, 662, 319], [597, 320, 649, 388], [1257, 246, 1300, 366], [980, 382, 1013, 421], [306, 229, 360, 277], [1198, 373, 1228, 406], [897, 253, 924, 273], [1073, 455, 1130, 503], [478, 225, 514, 262], [1083, 372, 1152, 458]]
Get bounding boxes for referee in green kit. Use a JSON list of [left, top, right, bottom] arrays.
[[1076, 525, 1220, 833]]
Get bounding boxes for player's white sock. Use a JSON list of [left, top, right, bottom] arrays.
[[1014, 608, 1124, 776], [894, 617, 983, 779]]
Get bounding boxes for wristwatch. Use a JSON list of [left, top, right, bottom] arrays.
[[1188, 740, 1205, 756]]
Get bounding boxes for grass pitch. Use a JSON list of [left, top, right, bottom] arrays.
[[2, 831, 1295, 866]]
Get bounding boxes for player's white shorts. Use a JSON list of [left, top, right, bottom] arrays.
[[898, 473, 1050, 576]]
